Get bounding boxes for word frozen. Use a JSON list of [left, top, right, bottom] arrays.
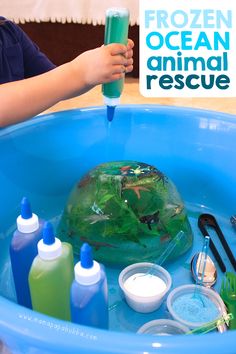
[[145, 9, 232, 29]]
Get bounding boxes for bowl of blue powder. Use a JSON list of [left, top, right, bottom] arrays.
[[166, 284, 226, 329]]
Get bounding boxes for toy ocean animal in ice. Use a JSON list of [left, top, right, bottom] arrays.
[[57, 161, 193, 266]]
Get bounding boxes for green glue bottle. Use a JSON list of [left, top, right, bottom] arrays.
[[29, 221, 74, 321], [102, 8, 130, 122]]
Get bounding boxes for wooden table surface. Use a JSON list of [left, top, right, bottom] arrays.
[[42, 78, 236, 116]]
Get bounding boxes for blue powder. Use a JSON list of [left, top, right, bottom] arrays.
[[172, 293, 219, 323]]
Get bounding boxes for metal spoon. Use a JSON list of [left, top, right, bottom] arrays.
[[191, 252, 229, 333], [191, 252, 217, 288]]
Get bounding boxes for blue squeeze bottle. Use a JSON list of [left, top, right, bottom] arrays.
[[70, 243, 108, 329], [9, 197, 44, 308], [102, 8, 130, 122]]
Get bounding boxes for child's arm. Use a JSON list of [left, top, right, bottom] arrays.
[[0, 40, 134, 127]]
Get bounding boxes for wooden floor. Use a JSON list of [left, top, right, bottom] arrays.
[[42, 78, 236, 115]]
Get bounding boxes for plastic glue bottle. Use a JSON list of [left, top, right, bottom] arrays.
[[10, 197, 44, 308], [29, 221, 74, 320], [102, 7, 130, 122], [70, 243, 108, 329]]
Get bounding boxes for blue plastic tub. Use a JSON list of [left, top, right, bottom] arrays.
[[0, 105, 236, 353]]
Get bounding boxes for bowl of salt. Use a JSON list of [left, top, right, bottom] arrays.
[[118, 262, 172, 313]]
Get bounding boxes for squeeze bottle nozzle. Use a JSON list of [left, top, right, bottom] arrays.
[[80, 242, 93, 268], [17, 197, 39, 233], [37, 221, 62, 260], [74, 243, 101, 285], [106, 105, 116, 122], [43, 221, 55, 245], [21, 196, 32, 219]]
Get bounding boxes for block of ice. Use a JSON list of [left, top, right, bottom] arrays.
[[57, 161, 193, 265]]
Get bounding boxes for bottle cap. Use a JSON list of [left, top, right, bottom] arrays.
[[103, 96, 120, 107], [104, 96, 120, 122], [74, 243, 101, 285], [106, 8, 129, 17], [17, 197, 39, 233], [37, 222, 62, 260]]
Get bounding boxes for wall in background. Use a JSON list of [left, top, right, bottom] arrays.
[[20, 22, 139, 77]]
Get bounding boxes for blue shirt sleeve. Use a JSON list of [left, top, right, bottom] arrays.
[[0, 17, 56, 83]]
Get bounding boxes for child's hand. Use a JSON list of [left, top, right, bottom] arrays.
[[71, 39, 134, 88], [124, 38, 134, 72]]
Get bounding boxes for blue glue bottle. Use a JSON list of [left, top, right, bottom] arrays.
[[9, 197, 44, 308], [102, 8, 130, 122], [70, 243, 108, 329], [29, 221, 74, 320]]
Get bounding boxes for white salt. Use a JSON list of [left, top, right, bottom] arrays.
[[124, 273, 166, 297]]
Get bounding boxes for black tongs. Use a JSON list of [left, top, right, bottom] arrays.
[[198, 213, 236, 273]]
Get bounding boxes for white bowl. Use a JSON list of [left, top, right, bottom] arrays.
[[118, 262, 172, 313], [166, 284, 226, 329], [137, 319, 190, 335]]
